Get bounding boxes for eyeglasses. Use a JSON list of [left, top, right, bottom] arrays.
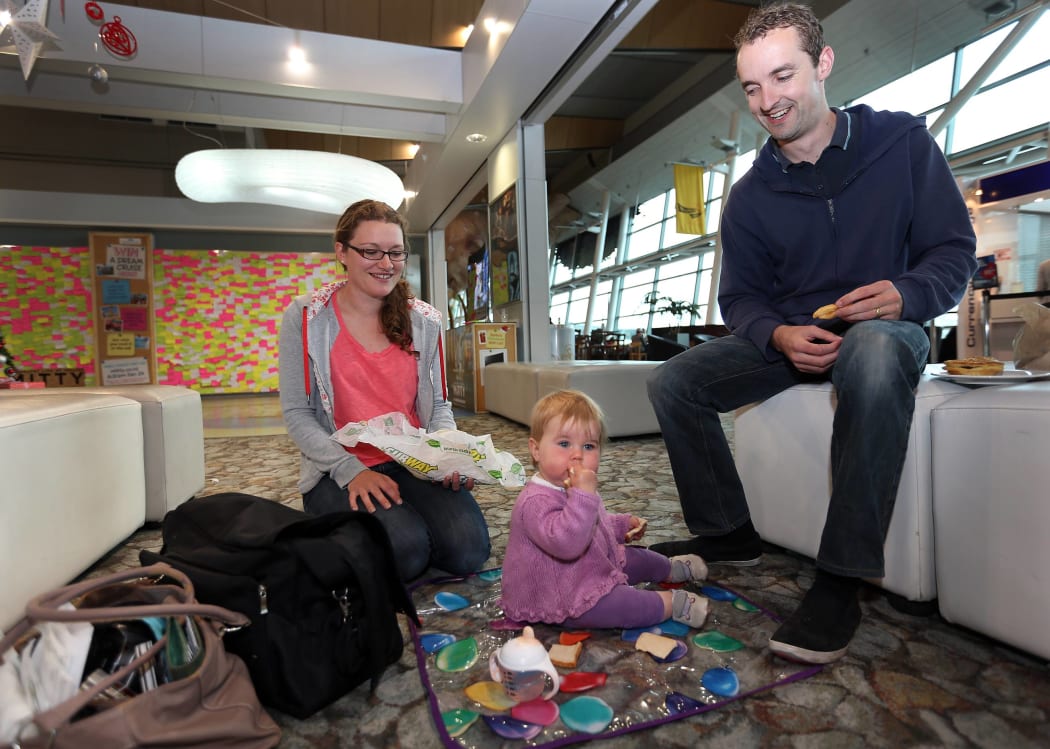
[[342, 242, 408, 263]]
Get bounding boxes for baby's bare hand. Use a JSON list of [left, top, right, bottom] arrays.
[[567, 466, 598, 494]]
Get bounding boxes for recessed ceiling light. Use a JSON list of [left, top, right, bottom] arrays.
[[466, 133, 488, 143]]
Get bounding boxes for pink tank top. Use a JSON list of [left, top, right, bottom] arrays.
[[331, 304, 420, 467]]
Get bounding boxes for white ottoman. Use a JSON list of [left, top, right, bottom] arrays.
[[83, 385, 204, 520], [931, 381, 1050, 659], [0, 393, 146, 630], [1, 386, 204, 520], [733, 373, 969, 602], [485, 361, 661, 437], [483, 363, 541, 427]]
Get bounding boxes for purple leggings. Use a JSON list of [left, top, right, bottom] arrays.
[[561, 547, 672, 629]]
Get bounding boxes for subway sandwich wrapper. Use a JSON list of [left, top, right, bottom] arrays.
[[331, 411, 526, 487]]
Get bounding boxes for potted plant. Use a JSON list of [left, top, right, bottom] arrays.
[[645, 292, 703, 339]]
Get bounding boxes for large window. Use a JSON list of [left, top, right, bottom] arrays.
[[548, 10, 1049, 340]]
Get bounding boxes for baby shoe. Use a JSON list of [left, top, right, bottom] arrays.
[[671, 589, 709, 628], [668, 554, 708, 583]]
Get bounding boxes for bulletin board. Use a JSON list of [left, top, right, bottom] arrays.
[[90, 232, 157, 385]]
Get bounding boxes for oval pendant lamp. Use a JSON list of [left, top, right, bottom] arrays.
[[175, 149, 405, 215]]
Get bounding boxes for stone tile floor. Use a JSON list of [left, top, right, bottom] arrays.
[[90, 409, 1050, 748]]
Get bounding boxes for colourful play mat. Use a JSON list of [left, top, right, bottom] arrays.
[[409, 569, 821, 748]]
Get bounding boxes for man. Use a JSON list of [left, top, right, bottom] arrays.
[[646, 2, 977, 664]]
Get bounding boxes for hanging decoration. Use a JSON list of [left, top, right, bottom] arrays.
[[99, 13, 134, 57], [0, 0, 62, 80], [83, 1, 136, 58]]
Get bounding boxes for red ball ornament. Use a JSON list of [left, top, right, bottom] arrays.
[[85, 1, 104, 23], [100, 16, 137, 58]]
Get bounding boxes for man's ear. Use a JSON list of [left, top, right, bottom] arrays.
[[817, 45, 834, 82]]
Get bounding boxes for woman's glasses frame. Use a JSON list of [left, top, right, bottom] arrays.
[[342, 242, 408, 263]]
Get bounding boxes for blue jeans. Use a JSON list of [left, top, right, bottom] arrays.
[[304, 463, 492, 581], [646, 321, 930, 578]]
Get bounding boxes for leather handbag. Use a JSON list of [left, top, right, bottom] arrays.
[[0, 563, 281, 749]]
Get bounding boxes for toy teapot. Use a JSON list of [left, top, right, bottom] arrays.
[[488, 626, 560, 702]]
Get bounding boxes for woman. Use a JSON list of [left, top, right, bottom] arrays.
[[279, 199, 491, 581]]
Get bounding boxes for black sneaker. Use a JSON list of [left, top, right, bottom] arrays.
[[768, 572, 862, 665], [649, 521, 762, 566]]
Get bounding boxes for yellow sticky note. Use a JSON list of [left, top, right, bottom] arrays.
[[107, 332, 136, 356]]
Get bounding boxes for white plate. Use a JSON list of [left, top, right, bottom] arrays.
[[929, 364, 1050, 385]]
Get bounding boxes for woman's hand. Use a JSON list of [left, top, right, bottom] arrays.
[[346, 469, 401, 513], [439, 472, 475, 492]]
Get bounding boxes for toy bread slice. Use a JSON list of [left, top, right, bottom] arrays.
[[635, 632, 678, 660], [548, 641, 582, 668]]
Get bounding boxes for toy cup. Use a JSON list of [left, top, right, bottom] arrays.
[[488, 626, 560, 702]]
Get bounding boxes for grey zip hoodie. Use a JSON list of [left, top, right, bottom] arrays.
[[278, 280, 456, 493]]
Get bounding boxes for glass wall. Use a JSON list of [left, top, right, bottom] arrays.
[[547, 11, 1049, 338]]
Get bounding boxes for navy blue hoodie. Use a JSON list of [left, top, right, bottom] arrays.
[[719, 104, 977, 361]]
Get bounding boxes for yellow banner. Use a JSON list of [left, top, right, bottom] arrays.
[[673, 164, 706, 235]]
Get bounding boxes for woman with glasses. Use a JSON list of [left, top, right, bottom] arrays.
[[279, 199, 491, 581]]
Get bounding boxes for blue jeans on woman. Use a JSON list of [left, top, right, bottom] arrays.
[[646, 320, 930, 579], [304, 462, 491, 582]]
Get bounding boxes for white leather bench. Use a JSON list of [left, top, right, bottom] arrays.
[[484, 360, 661, 437], [931, 381, 1050, 659], [1, 385, 204, 520], [0, 393, 146, 630], [733, 372, 969, 602]]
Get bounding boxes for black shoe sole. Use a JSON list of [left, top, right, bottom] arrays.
[[649, 538, 762, 567]]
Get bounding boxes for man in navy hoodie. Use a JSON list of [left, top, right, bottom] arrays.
[[647, 2, 977, 664]]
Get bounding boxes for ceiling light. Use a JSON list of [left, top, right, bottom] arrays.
[[408, 143, 420, 157], [466, 133, 488, 143], [288, 45, 305, 64], [483, 17, 497, 33], [175, 150, 405, 214]]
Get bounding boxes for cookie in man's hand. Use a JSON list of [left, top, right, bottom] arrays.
[[812, 303, 839, 320]]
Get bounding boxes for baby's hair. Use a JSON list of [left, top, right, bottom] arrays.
[[529, 389, 607, 461]]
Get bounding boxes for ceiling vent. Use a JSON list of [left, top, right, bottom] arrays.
[[967, 0, 1017, 19]]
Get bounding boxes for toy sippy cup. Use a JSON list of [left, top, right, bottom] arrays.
[[488, 626, 560, 702]]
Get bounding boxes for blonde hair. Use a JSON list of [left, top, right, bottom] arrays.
[[529, 390, 607, 465]]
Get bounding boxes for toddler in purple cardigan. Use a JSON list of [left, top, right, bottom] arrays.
[[500, 390, 709, 629]]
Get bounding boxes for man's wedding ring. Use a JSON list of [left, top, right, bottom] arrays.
[[874, 306, 882, 317]]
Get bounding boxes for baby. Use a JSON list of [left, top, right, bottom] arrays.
[[500, 389, 709, 629]]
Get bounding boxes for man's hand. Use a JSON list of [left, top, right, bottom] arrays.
[[834, 280, 902, 321], [771, 325, 842, 373], [346, 469, 401, 513]]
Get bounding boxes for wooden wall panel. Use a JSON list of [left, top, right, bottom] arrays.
[[324, 0, 381, 39], [545, 117, 623, 151], [619, 0, 749, 50], [379, 0, 433, 47]]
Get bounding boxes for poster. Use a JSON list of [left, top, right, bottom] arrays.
[[489, 185, 519, 306], [101, 357, 151, 385], [91, 233, 157, 385]]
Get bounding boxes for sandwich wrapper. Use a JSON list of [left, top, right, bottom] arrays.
[[331, 411, 526, 487]]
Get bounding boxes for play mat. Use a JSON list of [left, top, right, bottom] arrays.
[[408, 568, 821, 748]]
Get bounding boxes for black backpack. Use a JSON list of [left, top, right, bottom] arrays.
[[140, 492, 417, 719]]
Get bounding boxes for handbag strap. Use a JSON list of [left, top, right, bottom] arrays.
[[23, 563, 249, 627], [0, 563, 249, 660]]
